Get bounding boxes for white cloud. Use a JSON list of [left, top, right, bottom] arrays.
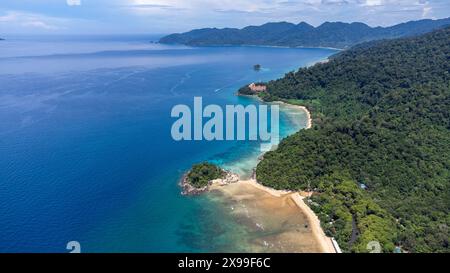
[[67, 0, 82, 6], [109, 0, 447, 32], [363, 0, 383, 6], [23, 20, 58, 30], [0, 11, 64, 31], [422, 6, 432, 18], [0, 0, 447, 34], [321, 0, 349, 5], [0, 11, 58, 30], [128, 0, 284, 14]]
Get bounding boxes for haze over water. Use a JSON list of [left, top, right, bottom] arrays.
[[0, 35, 336, 252]]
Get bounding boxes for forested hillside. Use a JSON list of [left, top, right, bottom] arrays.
[[254, 27, 450, 252], [160, 18, 450, 49]]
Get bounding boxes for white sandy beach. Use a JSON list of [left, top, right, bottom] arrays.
[[212, 178, 336, 253], [272, 101, 312, 130]]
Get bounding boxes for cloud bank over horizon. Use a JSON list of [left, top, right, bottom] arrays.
[[0, 0, 448, 34]]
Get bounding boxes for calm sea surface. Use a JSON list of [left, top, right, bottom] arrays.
[[0, 35, 336, 252]]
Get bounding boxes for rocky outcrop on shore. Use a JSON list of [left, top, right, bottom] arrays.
[[180, 171, 239, 196]]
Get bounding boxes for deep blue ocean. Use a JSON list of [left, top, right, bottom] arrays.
[[0, 35, 336, 253]]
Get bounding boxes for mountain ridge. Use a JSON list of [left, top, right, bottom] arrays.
[[160, 17, 450, 48]]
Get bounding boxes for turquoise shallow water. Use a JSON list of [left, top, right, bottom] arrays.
[[0, 35, 336, 252]]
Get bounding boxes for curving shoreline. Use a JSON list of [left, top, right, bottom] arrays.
[[210, 174, 336, 253], [271, 101, 312, 130], [290, 192, 336, 253], [233, 104, 336, 253], [240, 104, 335, 253], [209, 178, 327, 253], [184, 103, 336, 253], [181, 61, 333, 252]]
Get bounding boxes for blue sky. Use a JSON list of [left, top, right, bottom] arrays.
[[0, 0, 449, 34]]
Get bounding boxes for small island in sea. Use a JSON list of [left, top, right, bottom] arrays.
[[181, 162, 239, 195]]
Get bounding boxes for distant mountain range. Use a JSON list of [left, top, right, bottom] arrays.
[[159, 18, 450, 49]]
